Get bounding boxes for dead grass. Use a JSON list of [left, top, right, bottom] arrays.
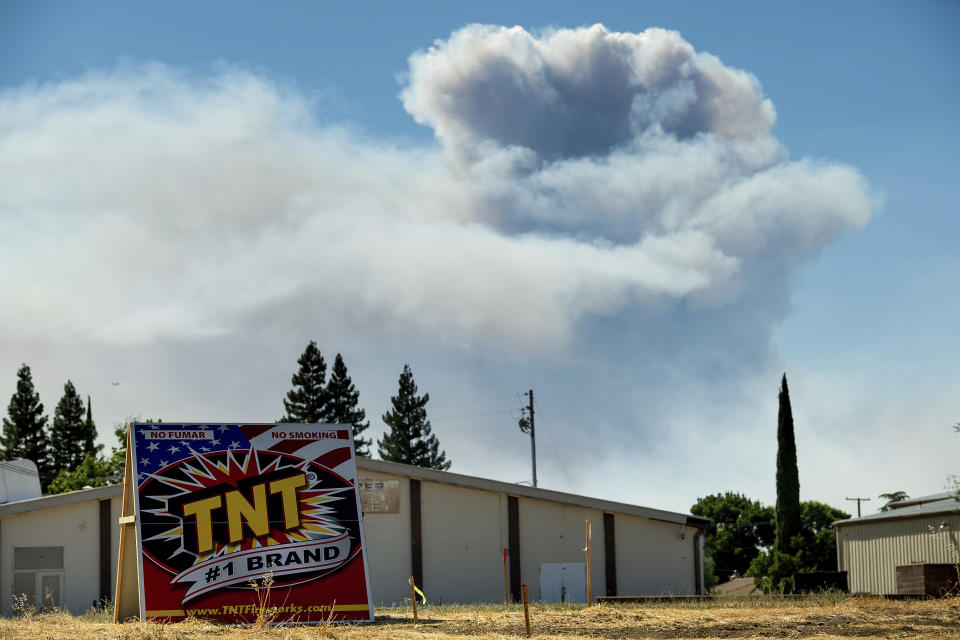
[[1, 596, 959, 639]]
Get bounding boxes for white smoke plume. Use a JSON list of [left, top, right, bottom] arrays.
[[0, 25, 878, 508], [402, 24, 776, 163], [0, 26, 871, 352]]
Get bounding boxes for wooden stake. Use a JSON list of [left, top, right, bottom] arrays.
[[409, 576, 418, 625], [522, 583, 531, 637], [585, 518, 592, 606], [503, 547, 509, 603]]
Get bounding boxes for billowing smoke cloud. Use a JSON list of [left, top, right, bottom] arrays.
[[401, 24, 869, 257], [0, 25, 877, 509], [402, 24, 775, 162], [0, 26, 871, 352]]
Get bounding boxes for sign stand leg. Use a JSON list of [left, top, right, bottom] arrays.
[[114, 425, 140, 622]]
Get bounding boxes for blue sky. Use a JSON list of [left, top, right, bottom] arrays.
[[1, 1, 958, 515]]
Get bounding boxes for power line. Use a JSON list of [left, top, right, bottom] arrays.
[[431, 408, 518, 421], [429, 393, 520, 409], [0, 461, 40, 478], [533, 399, 574, 491]]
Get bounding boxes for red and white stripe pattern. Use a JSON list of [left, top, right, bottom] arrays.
[[243, 424, 357, 484]]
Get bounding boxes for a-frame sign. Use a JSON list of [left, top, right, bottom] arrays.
[[115, 423, 373, 623]]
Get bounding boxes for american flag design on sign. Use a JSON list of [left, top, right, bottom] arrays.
[[131, 423, 373, 624]]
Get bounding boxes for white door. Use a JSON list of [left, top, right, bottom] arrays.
[[539, 562, 586, 603]]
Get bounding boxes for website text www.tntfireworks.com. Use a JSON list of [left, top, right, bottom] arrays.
[[182, 603, 345, 616]]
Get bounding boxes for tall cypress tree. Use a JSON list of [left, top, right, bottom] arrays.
[[325, 354, 372, 457], [378, 364, 451, 470], [83, 395, 98, 455], [280, 341, 329, 423], [51, 381, 97, 471], [2, 364, 53, 488], [775, 373, 801, 553]]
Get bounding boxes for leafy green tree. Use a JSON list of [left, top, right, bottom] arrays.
[[2, 364, 54, 488], [747, 548, 800, 594], [747, 500, 850, 593], [111, 423, 129, 475], [280, 341, 328, 423], [794, 501, 850, 571], [110, 417, 161, 477], [691, 492, 775, 582], [879, 491, 909, 511], [325, 353, 371, 456], [50, 380, 98, 472], [775, 373, 801, 554], [703, 555, 718, 592], [377, 364, 451, 470], [47, 452, 116, 494]]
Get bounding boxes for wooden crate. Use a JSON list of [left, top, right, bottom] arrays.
[[895, 564, 959, 596]]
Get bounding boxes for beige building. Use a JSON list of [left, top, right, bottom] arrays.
[[834, 492, 960, 594], [0, 458, 707, 615]]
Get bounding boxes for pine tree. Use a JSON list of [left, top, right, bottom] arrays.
[[2, 364, 53, 488], [50, 380, 84, 470], [325, 354, 372, 456], [377, 364, 451, 470], [280, 341, 328, 423], [775, 373, 801, 553], [51, 381, 98, 472]]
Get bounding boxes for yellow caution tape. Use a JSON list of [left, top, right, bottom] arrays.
[[408, 576, 427, 604]]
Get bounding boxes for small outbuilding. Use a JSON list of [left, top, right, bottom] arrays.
[[834, 492, 960, 594], [0, 457, 707, 615]]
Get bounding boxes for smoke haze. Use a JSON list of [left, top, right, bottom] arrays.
[[0, 25, 880, 511]]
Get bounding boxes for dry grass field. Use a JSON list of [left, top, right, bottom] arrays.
[[1, 596, 959, 640]]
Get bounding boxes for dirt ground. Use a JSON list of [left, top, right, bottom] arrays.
[[1, 596, 959, 639], [712, 578, 762, 597]]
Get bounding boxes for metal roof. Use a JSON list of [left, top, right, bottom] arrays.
[[0, 482, 121, 517], [0, 457, 709, 529], [834, 492, 960, 527]]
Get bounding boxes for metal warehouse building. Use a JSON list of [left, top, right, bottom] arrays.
[[0, 457, 707, 615], [835, 492, 960, 594]]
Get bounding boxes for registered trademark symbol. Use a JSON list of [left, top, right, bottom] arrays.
[[306, 472, 317, 483]]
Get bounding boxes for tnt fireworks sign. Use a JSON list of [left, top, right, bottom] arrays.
[[114, 423, 373, 623]]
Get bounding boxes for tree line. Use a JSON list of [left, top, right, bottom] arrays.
[[690, 491, 849, 591], [1, 364, 106, 493], [2, 341, 451, 495], [279, 341, 450, 470]]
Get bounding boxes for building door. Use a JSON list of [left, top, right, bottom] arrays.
[[539, 562, 586, 603]]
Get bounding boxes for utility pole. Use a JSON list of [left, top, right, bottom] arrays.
[[518, 389, 537, 488], [846, 496, 871, 517]]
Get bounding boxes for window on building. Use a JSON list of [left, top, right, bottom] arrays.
[[13, 546, 64, 610]]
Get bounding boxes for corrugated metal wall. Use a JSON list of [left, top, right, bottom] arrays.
[[837, 515, 960, 594]]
